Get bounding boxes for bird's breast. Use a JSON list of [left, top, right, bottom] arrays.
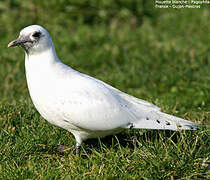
[[25, 61, 77, 130]]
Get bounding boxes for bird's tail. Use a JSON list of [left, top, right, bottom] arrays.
[[130, 110, 199, 131]]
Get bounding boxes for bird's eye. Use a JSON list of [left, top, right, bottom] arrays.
[[32, 32, 41, 38]]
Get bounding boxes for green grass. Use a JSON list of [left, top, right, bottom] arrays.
[[0, 5, 210, 179]]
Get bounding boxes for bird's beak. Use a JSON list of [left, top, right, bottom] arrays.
[[8, 38, 24, 48]]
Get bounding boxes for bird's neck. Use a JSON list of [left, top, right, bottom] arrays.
[[24, 46, 63, 83], [25, 46, 60, 65]]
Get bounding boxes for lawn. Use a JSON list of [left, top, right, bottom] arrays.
[[0, 2, 209, 179]]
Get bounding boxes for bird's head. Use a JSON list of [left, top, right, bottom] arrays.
[[8, 25, 53, 55]]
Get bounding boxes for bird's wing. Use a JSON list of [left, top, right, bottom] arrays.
[[56, 72, 134, 131], [76, 73, 199, 131], [124, 106, 199, 130], [81, 73, 161, 111], [56, 70, 199, 131]]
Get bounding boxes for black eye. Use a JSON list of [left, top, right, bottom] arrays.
[[32, 31, 41, 38]]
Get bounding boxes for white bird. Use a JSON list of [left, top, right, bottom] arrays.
[[8, 25, 199, 154]]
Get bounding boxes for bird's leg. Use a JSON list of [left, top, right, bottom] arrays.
[[76, 142, 81, 155], [71, 132, 82, 155]]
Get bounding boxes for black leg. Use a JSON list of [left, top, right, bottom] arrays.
[[76, 143, 81, 155]]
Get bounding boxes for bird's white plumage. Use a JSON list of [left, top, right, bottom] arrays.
[[11, 25, 199, 147]]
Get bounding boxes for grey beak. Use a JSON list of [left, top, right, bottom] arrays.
[[8, 38, 23, 48]]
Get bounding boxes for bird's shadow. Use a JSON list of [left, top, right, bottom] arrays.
[[41, 129, 196, 156], [80, 129, 193, 155]]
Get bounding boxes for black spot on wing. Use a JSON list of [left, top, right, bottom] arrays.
[[127, 123, 134, 129], [185, 125, 198, 130], [166, 121, 170, 125], [156, 120, 160, 123]]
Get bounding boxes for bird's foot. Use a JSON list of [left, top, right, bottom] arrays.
[[57, 145, 68, 153]]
